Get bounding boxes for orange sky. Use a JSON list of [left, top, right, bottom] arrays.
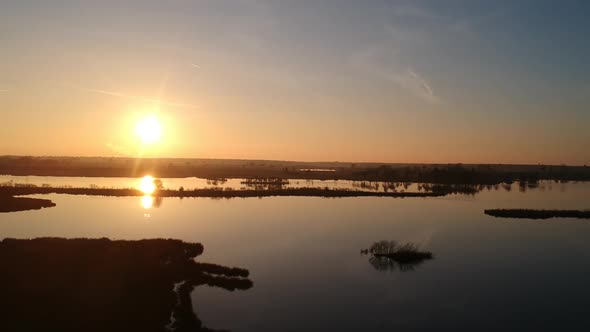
[[1, 1, 589, 165]]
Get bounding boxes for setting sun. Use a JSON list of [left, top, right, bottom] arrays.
[[139, 175, 156, 194], [136, 116, 161, 144]]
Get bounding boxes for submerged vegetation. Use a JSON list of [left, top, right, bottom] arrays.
[[0, 237, 252, 332], [362, 240, 434, 272], [484, 209, 590, 219], [242, 177, 290, 185]]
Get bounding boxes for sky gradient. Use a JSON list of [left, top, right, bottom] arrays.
[[1, 0, 589, 164]]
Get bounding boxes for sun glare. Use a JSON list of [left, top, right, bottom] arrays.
[[139, 175, 156, 194], [141, 195, 154, 209], [136, 116, 161, 144]]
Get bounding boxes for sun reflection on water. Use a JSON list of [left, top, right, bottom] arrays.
[[140, 195, 153, 218], [138, 176, 157, 218], [141, 195, 154, 209]]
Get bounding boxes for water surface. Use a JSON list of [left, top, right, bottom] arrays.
[[1, 181, 589, 331]]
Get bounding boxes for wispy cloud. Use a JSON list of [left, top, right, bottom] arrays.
[[389, 69, 439, 104], [390, 4, 443, 21], [350, 40, 440, 104], [190, 64, 200, 69], [387, 1, 504, 38], [449, 8, 505, 36], [80, 87, 197, 110], [0, 90, 8, 92]]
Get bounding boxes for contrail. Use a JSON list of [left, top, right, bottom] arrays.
[[190, 64, 200, 69]]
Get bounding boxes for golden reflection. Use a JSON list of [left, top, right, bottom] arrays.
[[139, 175, 156, 194], [141, 195, 154, 209]]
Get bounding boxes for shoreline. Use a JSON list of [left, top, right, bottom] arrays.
[[0, 186, 447, 199]]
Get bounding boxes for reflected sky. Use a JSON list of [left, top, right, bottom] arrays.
[[0, 175, 431, 193], [1, 183, 590, 330], [0, 175, 583, 194]]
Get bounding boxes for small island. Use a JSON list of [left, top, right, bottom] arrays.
[[0, 186, 448, 199], [484, 209, 590, 219], [0, 195, 56, 213], [362, 240, 434, 272]]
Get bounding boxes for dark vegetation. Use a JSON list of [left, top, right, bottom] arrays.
[[242, 177, 290, 190], [361, 240, 434, 272], [0, 186, 447, 199], [241, 177, 290, 185], [484, 209, 590, 219], [0, 195, 56, 212], [1, 156, 588, 184], [0, 237, 252, 332]]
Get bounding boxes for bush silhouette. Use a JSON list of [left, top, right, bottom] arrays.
[[363, 240, 434, 272]]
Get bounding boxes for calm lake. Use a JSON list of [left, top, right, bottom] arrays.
[[1, 179, 590, 331]]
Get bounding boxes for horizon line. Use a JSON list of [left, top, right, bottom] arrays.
[[0, 154, 587, 168]]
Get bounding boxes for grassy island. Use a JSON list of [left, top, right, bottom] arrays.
[[362, 240, 434, 272], [0, 186, 447, 199], [484, 209, 590, 219]]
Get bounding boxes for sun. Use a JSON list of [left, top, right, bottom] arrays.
[[139, 175, 156, 195], [136, 116, 161, 144]]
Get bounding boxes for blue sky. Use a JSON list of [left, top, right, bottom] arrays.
[[1, 0, 589, 164]]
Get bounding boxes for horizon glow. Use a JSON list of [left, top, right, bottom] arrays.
[[0, 0, 588, 165]]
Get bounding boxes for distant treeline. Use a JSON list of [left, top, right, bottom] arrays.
[[1, 156, 588, 184]]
